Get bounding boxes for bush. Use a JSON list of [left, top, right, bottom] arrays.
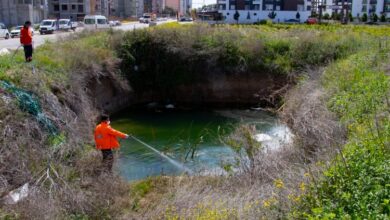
[[323, 13, 330, 20], [372, 13, 378, 22], [380, 14, 386, 22], [362, 13, 368, 22]]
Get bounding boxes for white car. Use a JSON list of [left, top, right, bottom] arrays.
[[0, 23, 10, 39], [58, 19, 77, 31], [39, 20, 58, 34], [10, 26, 34, 38]]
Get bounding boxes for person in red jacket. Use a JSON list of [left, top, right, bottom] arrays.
[[94, 114, 129, 171], [20, 21, 33, 62]]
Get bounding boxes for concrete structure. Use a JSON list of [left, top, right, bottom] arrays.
[[0, 0, 48, 26], [48, 0, 91, 20], [217, 0, 311, 23]]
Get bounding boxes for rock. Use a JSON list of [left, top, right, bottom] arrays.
[[0, 48, 10, 56], [2, 183, 29, 205], [254, 133, 272, 142]]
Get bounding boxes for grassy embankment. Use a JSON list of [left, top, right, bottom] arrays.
[[0, 24, 389, 219]]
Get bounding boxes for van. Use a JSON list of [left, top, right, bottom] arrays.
[[39, 19, 57, 34], [83, 15, 110, 29]]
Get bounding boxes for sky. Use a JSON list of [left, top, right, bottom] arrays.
[[191, 0, 216, 9]]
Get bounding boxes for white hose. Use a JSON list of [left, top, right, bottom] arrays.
[[130, 135, 193, 174]]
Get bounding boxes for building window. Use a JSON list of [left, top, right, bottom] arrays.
[[230, 4, 235, 10], [253, 5, 259, 10], [62, 4, 68, 10], [362, 5, 367, 11], [275, 5, 280, 10], [297, 4, 304, 11], [71, 4, 76, 10], [307, 5, 311, 10], [265, 4, 273, 10], [245, 4, 250, 10], [54, 4, 59, 11]]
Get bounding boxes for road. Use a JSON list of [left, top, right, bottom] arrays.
[[0, 21, 169, 50]]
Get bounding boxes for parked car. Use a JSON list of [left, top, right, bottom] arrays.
[[58, 19, 77, 31], [39, 20, 58, 34], [306, 17, 317, 24], [139, 14, 152, 23], [0, 23, 10, 39], [113, 20, 121, 26], [180, 17, 193, 22], [365, 21, 379, 25], [284, 19, 300, 24], [10, 26, 34, 38], [83, 15, 110, 29]]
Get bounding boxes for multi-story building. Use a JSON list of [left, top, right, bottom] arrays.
[[48, 0, 92, 20], [319, 0, 389, 18], [348, 0, 390, 17], [0, 0, 48, 26], [218, 0, 311, 23]]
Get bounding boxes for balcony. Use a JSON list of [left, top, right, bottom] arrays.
[[369, 0, 377, 4], [252, 0, 261, 4]]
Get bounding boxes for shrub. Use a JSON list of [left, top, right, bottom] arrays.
[[380, 14, 386, 22], [362, 13, 368, 22], [323, 13, 330, 20]]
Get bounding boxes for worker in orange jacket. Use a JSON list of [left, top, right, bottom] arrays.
[[94, 114, 129, 171], [20, 21, 33, 62]]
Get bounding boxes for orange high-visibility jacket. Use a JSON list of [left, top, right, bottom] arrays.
[[94, 122, 127, 150], [20, 27, 32, 45]]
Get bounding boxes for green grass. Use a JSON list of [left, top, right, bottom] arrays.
[[296, 50, 390, 219]]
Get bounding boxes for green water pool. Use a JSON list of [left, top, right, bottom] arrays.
[[111, 109, 291, 181]]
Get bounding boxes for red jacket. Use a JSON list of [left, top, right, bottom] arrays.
[[94, 122, 127, 150], [20, 27, 32, 45]]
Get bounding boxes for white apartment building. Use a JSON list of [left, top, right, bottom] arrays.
[[217, 0, 312, 23], [315, 0, 389, 18], [217, 0, 390, 23]]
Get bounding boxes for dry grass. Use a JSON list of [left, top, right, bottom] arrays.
[[0, 31, 132, 219]]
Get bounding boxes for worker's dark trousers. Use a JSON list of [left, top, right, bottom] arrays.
[[101, 149, 114, 171], [23, 45, 33, 62]]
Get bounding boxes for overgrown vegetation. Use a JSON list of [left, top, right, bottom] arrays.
[[0, 24, 389, 219], [118, 23, 366, 98]]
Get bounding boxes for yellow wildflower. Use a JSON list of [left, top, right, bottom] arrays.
[[293, 195, 301, 202], [304, 172, 310, 177], [274, 179, 284, 188], [263, 200, 271, 208], [299, 182, 306, 192]]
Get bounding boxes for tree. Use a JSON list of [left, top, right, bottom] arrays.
[[296, 12, 300, 20], [323, 13, 330, 20], [372, 13, 378, 22], [247, 11, 251, 20], [380, 13, 386, 22], [234, 10, 240, 24], [268, 11, 277, 20], [348, 12, 353, 22], [362, 13, 368, 22]]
